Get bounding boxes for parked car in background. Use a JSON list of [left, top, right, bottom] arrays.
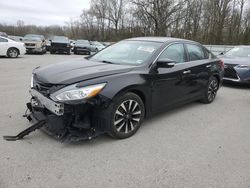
[[73, 40, 91, 55], [0, 32, 8, 37], [8, 35, 24, 42], [0, 36, 26, 58], [50, 36, 71, 55], [90, 41, 106, 52], [13, 37, 224, 142], [24, 34, 46, 54], [219, 46, 250, 84]]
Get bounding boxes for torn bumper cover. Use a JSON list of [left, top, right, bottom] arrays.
[[4, 89, 108, 142]]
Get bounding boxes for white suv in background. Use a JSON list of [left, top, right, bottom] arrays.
[[0, 36, 26, 58]]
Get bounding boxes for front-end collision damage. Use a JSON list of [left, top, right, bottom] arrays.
[[3, 89, 112, 142]]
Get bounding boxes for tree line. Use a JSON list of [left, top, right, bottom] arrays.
[[1, 0, 250, 45]]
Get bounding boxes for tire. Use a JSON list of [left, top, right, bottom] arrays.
[[50, 50, 55, 54], [200, 76, 219, 104], [95, 48, 98, 52], [95, 92, 145, 139], [7, 48, 19, 58], [67, 50, 71, 55]]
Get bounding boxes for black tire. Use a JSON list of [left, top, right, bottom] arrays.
[[7, 48, 19, 58], [50, 50, 55, 54], [94, 92, 145, 139], [67, 50, 71, 55], [200, 76, 219, 104]]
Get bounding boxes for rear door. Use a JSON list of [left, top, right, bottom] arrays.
[[0, 37, 9, 55], [183, 43, 212, 98]]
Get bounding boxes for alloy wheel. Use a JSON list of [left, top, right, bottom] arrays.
[[208, 80, 218, 102], [9, 49, 18, 58], [114, 100, 142, 134]]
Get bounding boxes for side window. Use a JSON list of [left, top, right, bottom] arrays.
[[186, 44, 206, 61], [0, 37, 8, 42], [159, 43, 186, 63]]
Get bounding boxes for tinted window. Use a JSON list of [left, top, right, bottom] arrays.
[[159, 43, 186, 63], [186, 44, 206, 61], [0, 37, 8, 42]]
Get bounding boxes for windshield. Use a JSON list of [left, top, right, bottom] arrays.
[[89, 40, 162, 65], [225, 47, 250, 57], [76, 40, 89, 45], [52, 36, 69, 42]]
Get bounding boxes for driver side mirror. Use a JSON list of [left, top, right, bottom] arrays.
[[156, 58, 176, 68], [219, 52, 224, 55]]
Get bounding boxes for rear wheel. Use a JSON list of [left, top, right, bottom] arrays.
[[200, 76, 219, 104], [7, 48, 19, 58]]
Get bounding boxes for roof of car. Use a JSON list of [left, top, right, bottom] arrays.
[[126, 37, 194, 43]]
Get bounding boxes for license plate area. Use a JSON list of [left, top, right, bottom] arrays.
[[30, 89, 64, 116]]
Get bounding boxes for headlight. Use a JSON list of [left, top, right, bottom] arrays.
[[54, 83, 106, 102], [31, 75, 34, 88], [237, 65, 250, 68]]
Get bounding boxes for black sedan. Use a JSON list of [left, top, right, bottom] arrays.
[[4, 37, 224, 142], [220, 46, 250, 84]]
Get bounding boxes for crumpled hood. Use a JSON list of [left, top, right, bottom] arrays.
[[219, 55, 250, 65], [33, 58, 134, 85]]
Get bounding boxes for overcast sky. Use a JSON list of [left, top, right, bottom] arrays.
[[0, 0, 90, 26]]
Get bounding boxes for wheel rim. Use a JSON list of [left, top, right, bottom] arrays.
[[9, 49, 18, 57], [114, 100, 142, 134], [208, 80, 218, 102]]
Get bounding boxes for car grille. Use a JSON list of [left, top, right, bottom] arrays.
[[51, 43, 67, 47], [25, 43, 36, 46], [224, 64, 239, 79]]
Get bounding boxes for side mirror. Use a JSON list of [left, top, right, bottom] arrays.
[[219, 52, 224, 55], [156, 58, 176, 68]]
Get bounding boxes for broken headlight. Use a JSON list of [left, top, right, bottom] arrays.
[[52, 83, 106, 102]]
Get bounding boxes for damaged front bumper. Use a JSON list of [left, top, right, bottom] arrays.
[[4, 89, 108, 142]]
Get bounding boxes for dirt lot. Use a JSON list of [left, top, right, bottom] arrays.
[[0, 54, 250, 188]]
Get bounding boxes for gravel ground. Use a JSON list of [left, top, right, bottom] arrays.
[[0, 54, 250, 188]]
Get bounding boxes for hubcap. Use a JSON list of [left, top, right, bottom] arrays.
[[208, 80, 218, 102], [114, 100, 142, 134], [9, 49, 18, 57]]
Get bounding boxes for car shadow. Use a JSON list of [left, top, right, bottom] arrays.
[[62, 101, 202, 148], [223, 82, 250, 89]]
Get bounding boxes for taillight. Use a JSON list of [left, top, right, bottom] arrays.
[[219, 60, 224, 70]]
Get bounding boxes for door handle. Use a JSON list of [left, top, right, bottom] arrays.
[[183, 70, 191, 74], [206, 64, 212, 68]]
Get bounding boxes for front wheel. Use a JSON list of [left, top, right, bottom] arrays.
[[200, 76, 219, 104], [95, 93, 145, 139], [7, 48, 19, 58]]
